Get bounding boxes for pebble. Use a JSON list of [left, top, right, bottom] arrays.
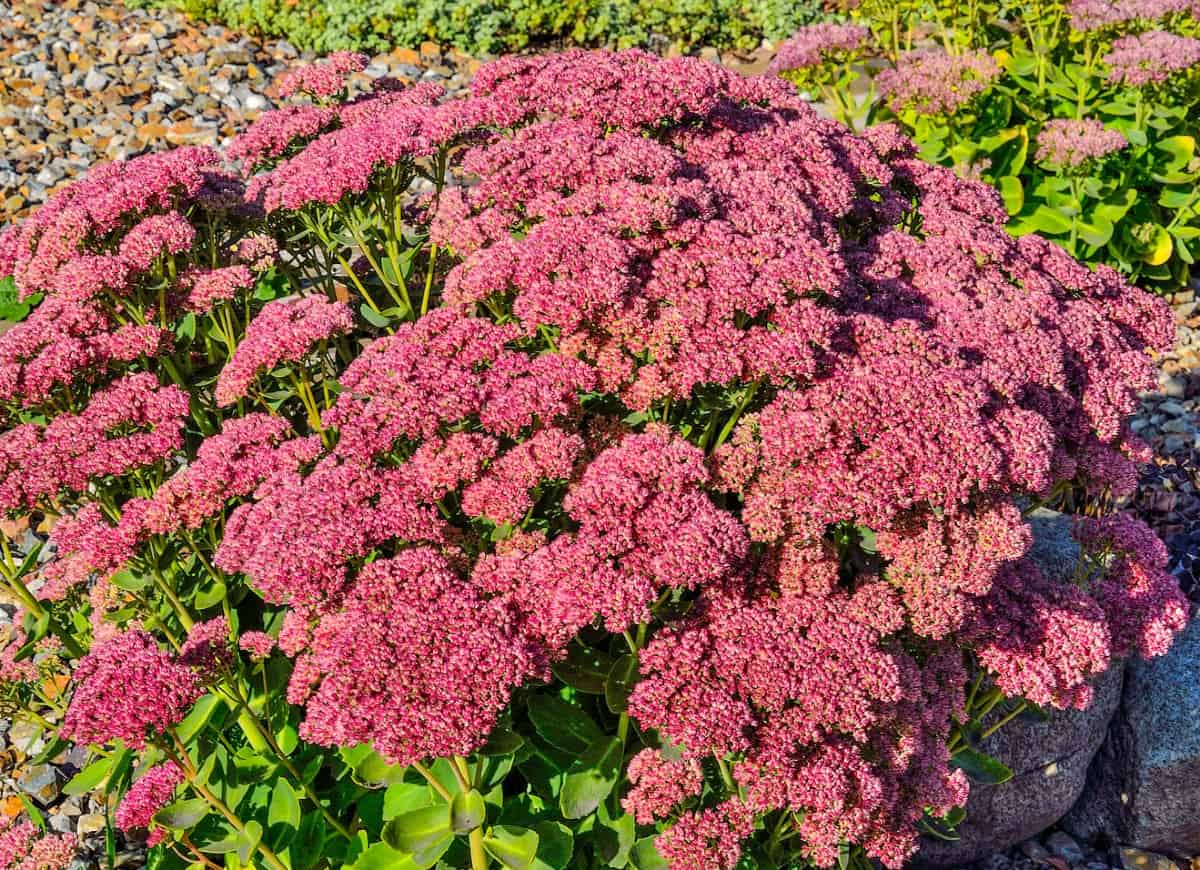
[[1046, 832, 1086, 864]]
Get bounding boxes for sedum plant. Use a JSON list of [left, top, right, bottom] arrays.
[[772, 0, 1200, 294], [0, 49, 1189, 870]]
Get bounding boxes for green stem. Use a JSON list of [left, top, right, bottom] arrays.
[[165, 732, 290, 870], [469, 828, 490, 870]]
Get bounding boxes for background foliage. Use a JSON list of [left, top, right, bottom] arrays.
[[126, 0, 825, 55], [774, 0, 1200, 295]]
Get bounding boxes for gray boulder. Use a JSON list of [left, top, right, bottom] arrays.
[[917, 509, 1124, 867], [918, 667, 1124, 867], [1063, 614, 1200, 854]]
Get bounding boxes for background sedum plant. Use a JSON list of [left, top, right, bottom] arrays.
[[772, 0, 1200, 294], [127, 0, 824, 57], [0, 48, 1189, 870]]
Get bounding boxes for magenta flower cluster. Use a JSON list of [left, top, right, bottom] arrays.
[[115, 763, 184, 846], [0, 47, 1184, 870], [877, 50, 1002, 115], [1035, 118, 1128, 167]]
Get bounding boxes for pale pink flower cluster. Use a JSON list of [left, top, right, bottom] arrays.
[[180, 264, 255, 313], [239, 631, 275, 659], [215, 296, 353, 405], [769, 23, 872, 73], [232, 233, 279, 272], [0, 816, 75, 870], [1104, 30, 1200, 84], [1067, 0, 1195, 30], [1036, 118, 1128, 167], [115, 763, 183, 846], [877, 50, 1001, 114]]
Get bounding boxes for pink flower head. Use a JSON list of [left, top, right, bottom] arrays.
[[63, 629, 201, 748], [1068, 0, 1195, 30], [232, 234, 279, 272], [117, 212, 196, 272], [294, 547, 545, 766], [0, 816, 76, 870], [276, 52, 368, 99], [180, 264, 255, 313], [623, 748, 705, 823], [1104, 31, 1200, 85], [238, 631, 275, 659], [0, 298, 168, 409], [1036, 118, 1128, 168], [227, 105, 339, 172], [146, 413, 318, 535], [115, 763, 184, 837], [52, 255, 130, 303], [178, 616, 235, 680], [215, 296, 353, 405], [770, 24, 872, 73], [877, 50, 1001, 115]]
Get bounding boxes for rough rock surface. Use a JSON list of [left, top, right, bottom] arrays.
[[917, 510, 1124, 867], [1064, 615, 1200, 855]]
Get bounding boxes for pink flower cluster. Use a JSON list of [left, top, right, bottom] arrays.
[[1035, 118, 1128, 167], [276, 51, 368, 99], [0, 816, 75, 870], [290, 547, 544, 765], [0, 298, 168, 410], [62, 628, 201, 749], [877, 50, 1001, 114], [115, 763, 184, 846], [1104, 30, 1200, 85], [215, 296, 353, 405], [769, 23, 872, 73], [1067, 0, 1195, 30], [0, 373, 188, 512]]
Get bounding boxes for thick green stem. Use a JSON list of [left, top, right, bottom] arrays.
[[469, 828, 490, 870]]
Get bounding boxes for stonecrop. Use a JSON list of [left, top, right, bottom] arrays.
[[0, 48, 1186, 870]]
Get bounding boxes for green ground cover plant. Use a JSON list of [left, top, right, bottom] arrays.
[[127, 0, 823, 56]]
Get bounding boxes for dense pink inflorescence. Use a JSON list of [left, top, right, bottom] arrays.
[[215, 296, 353, 405], [877, 50, 1001, 114], [62, 629, 201, 749], [115, 763, 184, 845], [0, 373, 188, 511], [1067, 0, 1196, 29], [276, 51, 368, 99], [290, 547, 545, 765], [1036, 118, 1128, 167], [769, 24, 872, 73], [0, 816, 76, 870], [1104, 30, 1200, 85]]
